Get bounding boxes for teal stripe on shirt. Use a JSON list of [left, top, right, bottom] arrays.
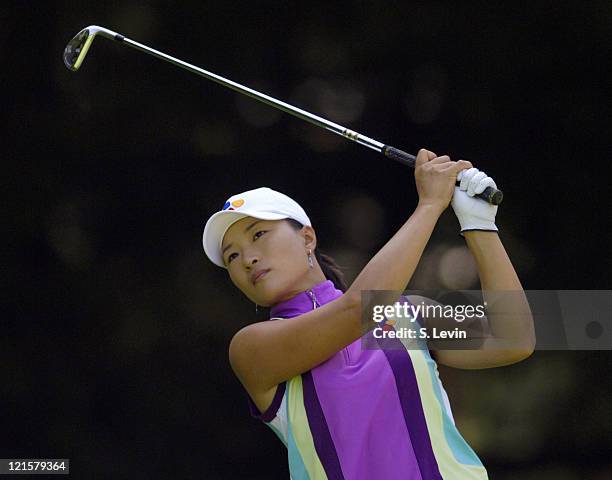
[[421, 348, 485, 467]]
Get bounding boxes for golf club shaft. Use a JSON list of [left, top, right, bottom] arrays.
[[124, 38, 385, 150], [98, 31, 504, 205]]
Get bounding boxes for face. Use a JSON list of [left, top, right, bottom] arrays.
[[221, 217, 318, 307]]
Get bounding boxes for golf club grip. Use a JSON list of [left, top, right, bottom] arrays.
[[382, 145, 504, 205]]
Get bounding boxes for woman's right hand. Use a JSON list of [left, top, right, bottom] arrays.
[[414, 148, 473, 212]]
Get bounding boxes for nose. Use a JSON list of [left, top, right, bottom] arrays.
[[242, 249, 260, 270]]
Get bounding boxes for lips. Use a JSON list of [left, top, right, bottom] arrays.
[[251, 269, 270, 285]]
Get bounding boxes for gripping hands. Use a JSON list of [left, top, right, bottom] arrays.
[[414, 149, 499, 234], [451, 167, 498, 233]]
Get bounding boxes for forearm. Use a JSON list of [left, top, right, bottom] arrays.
[[464, 231, 535, 350], [464, 231, 521, 289], [348, 203, 442, 300]]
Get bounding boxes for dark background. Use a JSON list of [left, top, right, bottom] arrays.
[[3, 1, 611, 478]]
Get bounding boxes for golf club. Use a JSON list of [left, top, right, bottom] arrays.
[[63, 25, 503, 205]]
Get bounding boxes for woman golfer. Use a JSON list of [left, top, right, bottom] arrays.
[[202, 148, 535, 479]]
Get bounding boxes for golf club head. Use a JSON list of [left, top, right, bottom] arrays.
[[63, 25, 120, 71]]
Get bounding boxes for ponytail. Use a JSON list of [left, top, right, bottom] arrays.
[[285, 219, 348, 292], [314, 249, 348, 292]]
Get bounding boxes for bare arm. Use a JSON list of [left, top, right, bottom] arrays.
[[428, 231, 536, 369], [230, 149, 471, 394], [230, 203, 444, 393]]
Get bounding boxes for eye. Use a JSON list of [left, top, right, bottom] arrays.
[[226, 231, 266, 265]]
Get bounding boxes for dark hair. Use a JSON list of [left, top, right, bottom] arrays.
[[285, 218, 348, 292]]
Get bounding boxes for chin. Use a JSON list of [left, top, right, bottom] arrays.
[[257, 287, 281, 308], [255, 279, 287, 307]]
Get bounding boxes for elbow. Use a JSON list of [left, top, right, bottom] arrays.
[[506, 331, 536, 364], [340, 289, 367, 335], [342, 288, 362, 316], [506, 346, 535, 365], [516, 320, 537, 361]]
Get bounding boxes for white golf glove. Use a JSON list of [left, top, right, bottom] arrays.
[[451, 167, 499, 234]]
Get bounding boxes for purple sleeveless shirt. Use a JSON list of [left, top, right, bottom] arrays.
[[245, 279, 488, 479]]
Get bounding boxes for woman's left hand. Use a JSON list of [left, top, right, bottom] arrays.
[[450, 166, 499, 233]]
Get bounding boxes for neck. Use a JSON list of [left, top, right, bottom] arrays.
[[275, 267, 326, 303], [303, 267, 327, 291], [269, 277, 343, 319]]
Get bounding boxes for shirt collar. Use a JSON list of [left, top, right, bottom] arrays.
[[269, 279, 344, 319]]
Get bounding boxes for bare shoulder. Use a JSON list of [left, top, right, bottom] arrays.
[[227, 293, 360, 394], [228, 323, 263, 388], [228, 325, 281, 414]]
